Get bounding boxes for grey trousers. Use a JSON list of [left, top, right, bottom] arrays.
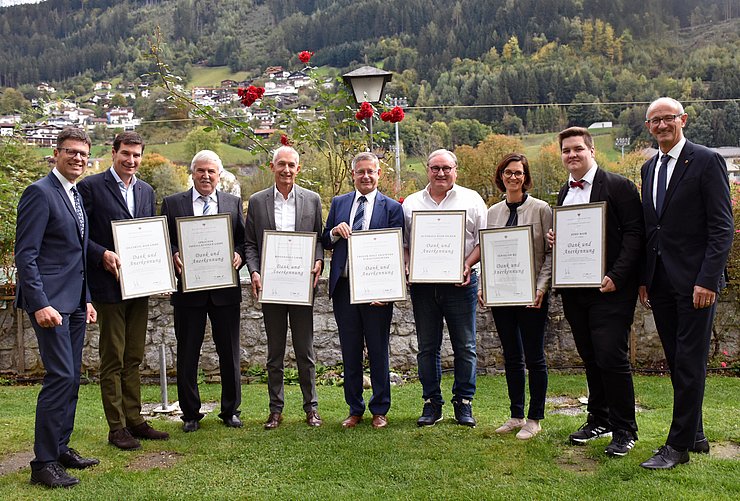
[[261, 303, 318, 413]]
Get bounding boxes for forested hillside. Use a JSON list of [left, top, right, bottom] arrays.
[[0, 0, 738, 146]]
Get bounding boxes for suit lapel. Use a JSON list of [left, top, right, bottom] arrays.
[[663, 142, 692, 212], [644, 154, 659, 218], [265, 187, 276, 230], [589, 168, 605, 203], [556, 183, 569, 206], [181, 188, 195, 216], [341, 192, 354, 224], [369, 192, 385, 229], [49, 173, 83, 241], [104, 170, 131, 216], [294, 185, 304, 230]]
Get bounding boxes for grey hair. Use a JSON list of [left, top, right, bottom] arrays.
[[646, 97, 685, 119], [190, 150, 224, 174], [272, 146, 300, 164], [427, 149, 457, 167], [351, 152, 379, 171]]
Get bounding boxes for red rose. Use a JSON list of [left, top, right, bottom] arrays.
[[380, 111, 392, 122], [298, 51, 314, 64], [390, 106, 405, 123], [237, 85, 265, 107], [356, 101, 374, 120], [280, 134, 292, 146]]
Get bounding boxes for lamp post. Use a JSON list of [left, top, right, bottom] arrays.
[[342, 66, 392, 151], [389, 96, 408, 195]]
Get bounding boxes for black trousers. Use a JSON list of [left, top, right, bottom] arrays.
[[173, 300, 241, 421], [649, 260, 713, 450], [561, 288, 638, 434]]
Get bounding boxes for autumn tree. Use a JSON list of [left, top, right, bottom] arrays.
[[455, 134, 524, 205]]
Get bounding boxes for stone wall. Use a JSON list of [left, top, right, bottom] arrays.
[[1, 281, 738, 377]]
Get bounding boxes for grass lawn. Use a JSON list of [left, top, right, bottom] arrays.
[[146, 142, 256, 166], [188, 66, 250, 89], [0, 375, 738, 500]]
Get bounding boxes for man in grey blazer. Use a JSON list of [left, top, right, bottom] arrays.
[[245, 146, 324, 429], [161, 150, 246, 433]]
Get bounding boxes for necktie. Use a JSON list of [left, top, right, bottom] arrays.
[[569, 180, 585, 189], [71, 186, 85, 238], [201, 195, 211, 215], [352, 195, 367, 231], [656, 154, 669, 218]]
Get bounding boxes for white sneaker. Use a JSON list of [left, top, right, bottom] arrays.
[[516, 419, 541, 440], [495, 417, 526, 434]]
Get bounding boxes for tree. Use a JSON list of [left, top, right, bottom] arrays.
[[455, 134, 524, 205], [137, 153, 190, 208], [184, 127, 222, 160]]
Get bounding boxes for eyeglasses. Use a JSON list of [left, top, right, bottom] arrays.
[[353, 169, 378, 177], [429, 165, 455, 174], [59, 147, 90, 159], [646, 114, 683, 126], [503, 170, 525, 178]]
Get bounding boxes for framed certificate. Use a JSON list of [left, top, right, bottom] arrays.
[[479, 226, 536, 306], [552, 202, 607, 288], [259, 231, 317, 305], [409, 210, 466, 283], [112, 216, 176, 300], [348, 228, 407, 304], [176, 213, 238, 293]]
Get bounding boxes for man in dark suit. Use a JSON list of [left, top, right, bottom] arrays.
[[15, 127, 99, 488], [553, 127, 644, 457], [322, 152, 404, 429], [78, 132, 169, 450], [161, 150, 246, 432], [638, 98, 734, 469], [245, 145, 324, 429]]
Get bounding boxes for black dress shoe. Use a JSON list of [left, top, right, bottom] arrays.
[[223, 415, 243, 428], [129, 421, 170, 440], [182, 420, 200, 433], [690, 438, 710, 454], [640, 445, 690, 470], [58, 448, 100, 470], [30, 463, 79, 488]]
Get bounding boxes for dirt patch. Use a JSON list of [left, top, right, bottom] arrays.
[[0, 451, 33, 476], [547, 395, 645, 416], [556, 447, 600, 473], [140, 401, 218, 421], [127, 451, 183, 471], [711, 441, 740, 459]]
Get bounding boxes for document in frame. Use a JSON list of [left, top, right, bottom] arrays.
[[112, 216, 176, 300], [348, 228, 407, 304], [479, 225, 536, 306], [259, 230, 316, 306], [552, 202, 606, 288], [409, 210, 466, 283], [176, 213, 238, 293]]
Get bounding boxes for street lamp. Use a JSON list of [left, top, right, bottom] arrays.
[[342, 66, 392, 150]]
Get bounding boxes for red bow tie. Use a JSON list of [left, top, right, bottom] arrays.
[[570, 180, 585, 189]]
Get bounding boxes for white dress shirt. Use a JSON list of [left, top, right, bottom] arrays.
[[652, 137, 686, 209], [273, 185, 296, 231], [51, 168, 77, 206], [192, 189, 219, 216], [110, 167, 136, 217], [402, 183, 487, 258], [563, 163, 598, 206]]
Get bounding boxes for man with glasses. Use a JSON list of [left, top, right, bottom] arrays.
[[402, 149, 487, 427], [638, 98, 733, 469], [551, 127, 644, 458], [77, 132, 169, 450], [322, 152, 404, 429], [15, 128, 99, 488]]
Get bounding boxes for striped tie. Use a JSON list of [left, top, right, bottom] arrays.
[[71, 186, 85, 238], [352, 195, 367, 231], [201, 195, 211, 215]]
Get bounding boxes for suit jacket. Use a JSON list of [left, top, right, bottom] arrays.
[[77, 169, 156, 303], [321, 190, 404, 297], [244, 184, 324, 276], [161, 188, 246, 307], [556, 167, 644, 297], [15, 172, 90, 314], [640, 140, 734, 294]]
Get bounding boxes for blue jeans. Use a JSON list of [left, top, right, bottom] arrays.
[[492, 293, 549, 420], [410, 272, 478, 406]]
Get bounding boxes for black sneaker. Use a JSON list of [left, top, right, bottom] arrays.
[[416, 400, 443, 427], [569, 421, 612, 445], [452, 399, 476, 427], [605, 429, 637, 457]]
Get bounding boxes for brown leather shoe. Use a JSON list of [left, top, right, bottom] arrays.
[[341, 415, 363, 428], [372, 415, 388, 429], [108, 428, 141, 450], [264, 412, 283, 430], [129, 421, 170, 440], [306, 410, 323, 427]]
